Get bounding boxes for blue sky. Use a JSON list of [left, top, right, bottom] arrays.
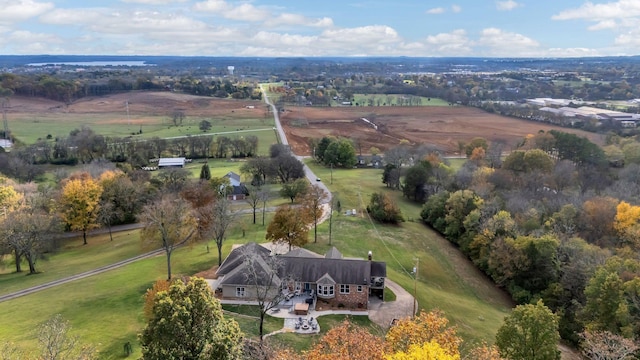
[[0, 0, 638, 57]]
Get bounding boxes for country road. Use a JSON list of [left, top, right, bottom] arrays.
[[0, 248, 165, 303]]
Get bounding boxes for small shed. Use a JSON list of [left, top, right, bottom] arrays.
[[158, 157, 186, 168]]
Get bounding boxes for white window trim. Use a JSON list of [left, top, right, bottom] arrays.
[[317, 284, 335, 298], [236, 287, 246, 297], [357, 285, 363, 292], [340, 284, 350, 294]]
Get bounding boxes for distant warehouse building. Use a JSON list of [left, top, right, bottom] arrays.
[[158, 157, 186, 168]]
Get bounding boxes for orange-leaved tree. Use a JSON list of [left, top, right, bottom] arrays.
[[303, 320, 384, 360], [385, 310, 462, 356], [60, 172, 103, 245], [266, 205, 310, 251], [143, 279, 172, 320]]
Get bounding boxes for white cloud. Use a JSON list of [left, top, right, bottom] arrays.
[[426, 7, 445, 14], [451, 5, 462, 13], [477, 27, 540, 56], [496, 1, 521, 11], [553, 0, 640, 21], [588, 19, 617, 30], [193, 0, 230, 13], [0, 0, 54, 24], [425, 29, 472, 56], [121, 0, 188, 4], [264, 14, 333, 28]]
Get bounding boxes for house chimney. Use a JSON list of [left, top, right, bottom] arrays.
[[368, 251, 372, 261]]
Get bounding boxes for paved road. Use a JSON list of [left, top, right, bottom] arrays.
[[260, 85, 331, 203]]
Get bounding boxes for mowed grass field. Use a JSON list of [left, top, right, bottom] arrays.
[[0, 158, 512, 358], [7, 92, 278, 156]]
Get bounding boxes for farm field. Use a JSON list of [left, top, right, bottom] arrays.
[[280, 104, 606, 156], [5, 92, 277, 155]]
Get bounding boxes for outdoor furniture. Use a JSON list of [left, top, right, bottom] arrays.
[[294, 303, 309, 315], [305, 297, 314, 305]]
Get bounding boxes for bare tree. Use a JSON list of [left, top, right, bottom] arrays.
[[208, 197, 237, 266], [241, 249, 286, 342], [139, 195, 198, 280], [258, 188, 270, 226], [37, 314, 96, 360], [244, 185, 261, 225]]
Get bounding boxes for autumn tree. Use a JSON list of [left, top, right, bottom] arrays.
[[299, 184, 328, 243], [464, 137, 488, 157], [385, 341, 460, 360], [266, 205, 310, 251], [367, 192, 404, 224], [385, 310, 462, 356], [495, 300, 561, 360], [244, 185, 261, 224], [580, 330, 639, 360], [614, 201, 640, 248], [580, 196, 619, 247], [304, 320, 384, 360], [143, 279, 172, 321], [60, 172, 103, 245], [0, 178, 22, 216], [140, 277, 243, 360], [138, 195, 198, 280]]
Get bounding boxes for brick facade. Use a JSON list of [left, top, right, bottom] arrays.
[[324, 285, 369, 309]]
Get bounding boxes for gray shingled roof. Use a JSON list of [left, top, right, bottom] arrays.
[[216, 242, 270, 276], [324, 247, 343, 259], [217, 243, 386, 286]]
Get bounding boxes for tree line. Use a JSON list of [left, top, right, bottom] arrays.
[[0, 72, 261, 103], [378, 130, 640, 349]]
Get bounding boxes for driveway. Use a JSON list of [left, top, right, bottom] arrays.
[[368, 279, 415, 329]]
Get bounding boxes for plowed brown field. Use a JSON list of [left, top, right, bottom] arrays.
[[280, 105, 605, 156]]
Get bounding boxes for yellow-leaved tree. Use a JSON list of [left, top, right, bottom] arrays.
[[60, 172, 103, 245], [613, 201, 640, 248], [385, 341, 460, 360], [385, 310, 462, 356], [0, 176, 23, 216]]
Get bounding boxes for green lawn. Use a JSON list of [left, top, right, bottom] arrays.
[[9, 112, 277, 155], [0, 231, 154, 296]]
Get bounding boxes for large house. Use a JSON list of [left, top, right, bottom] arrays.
[[214, 243, 387, 310]]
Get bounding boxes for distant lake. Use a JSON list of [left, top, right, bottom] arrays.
[[27, 61, 152, 67]]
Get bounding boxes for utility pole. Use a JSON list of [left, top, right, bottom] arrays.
[[330, 162, 333, 184], [412, 257, 419, 318]]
